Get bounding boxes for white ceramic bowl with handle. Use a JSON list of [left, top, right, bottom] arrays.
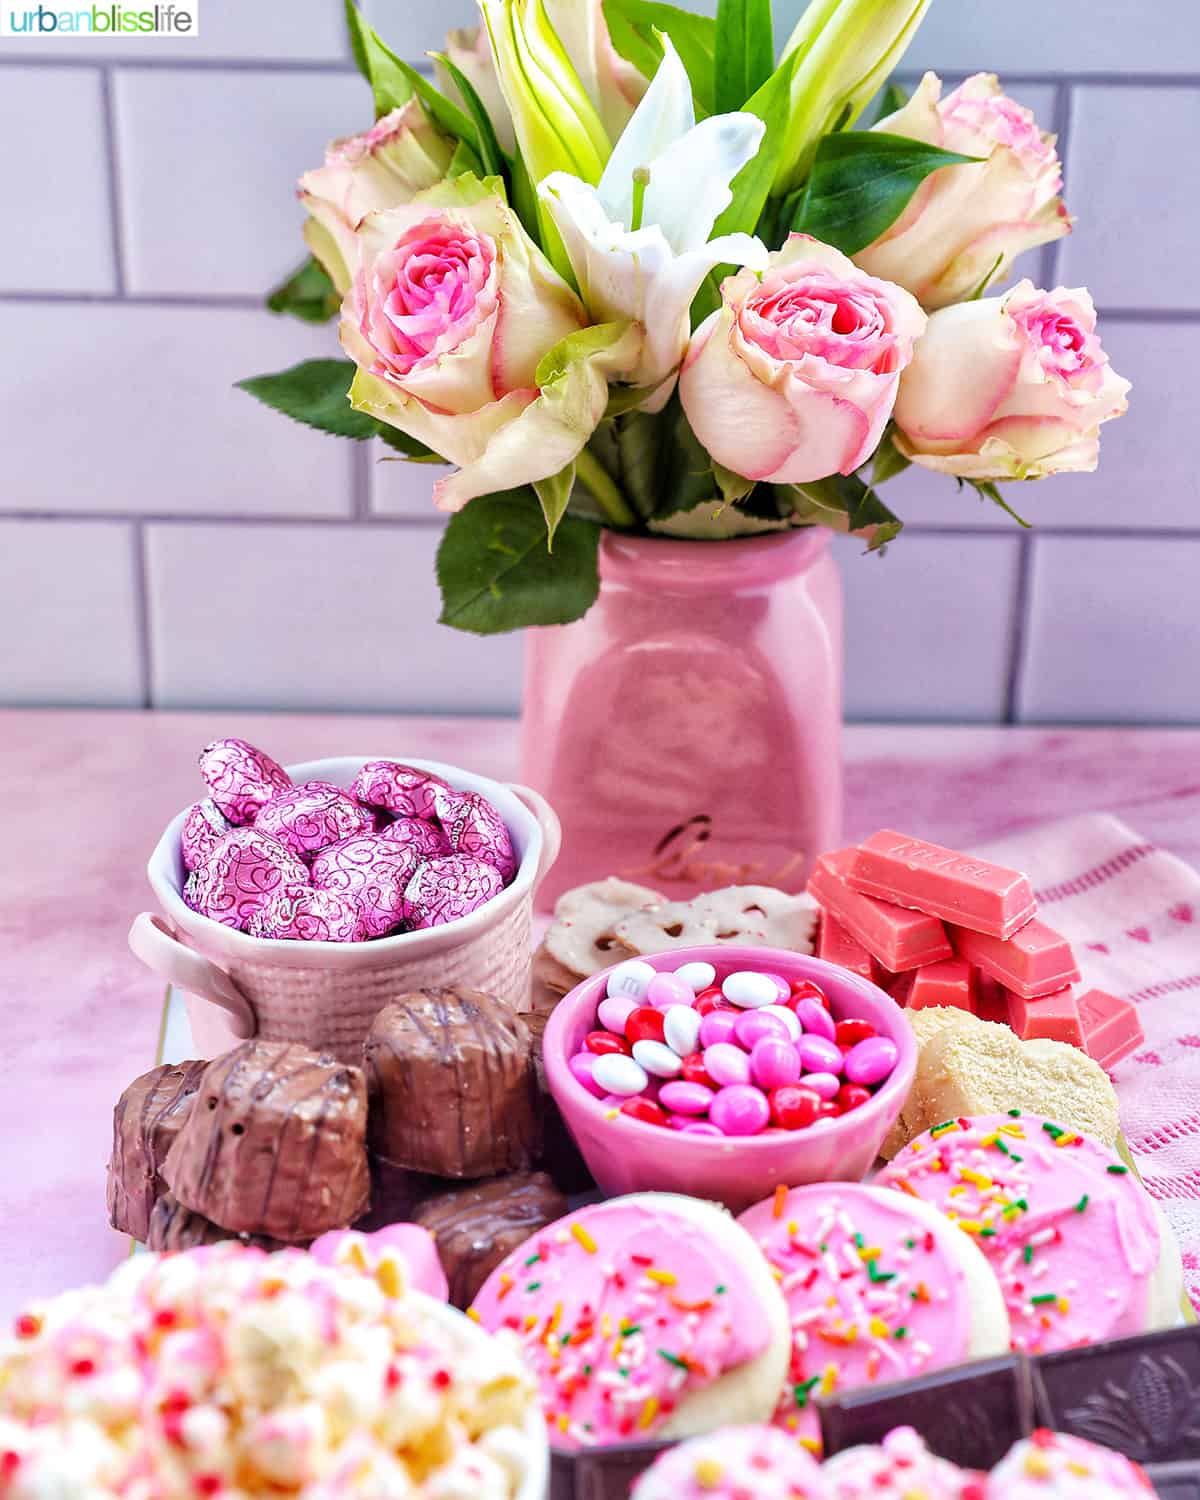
[[129, 756, 560, 1063]]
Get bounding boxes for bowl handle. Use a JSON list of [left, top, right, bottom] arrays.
[[507, 783, 562, 891], [128, 913, 257, 1040]]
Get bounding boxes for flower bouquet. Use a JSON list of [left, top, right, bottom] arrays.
[[240, 0, 1129, 637]]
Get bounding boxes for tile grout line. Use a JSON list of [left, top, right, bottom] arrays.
[[1045, 79, 1074, 288], [129, 521, 155, 708], [1003, 533, 1036, 724], [351, 442, 371, 521], [98, 65, 128, 295]]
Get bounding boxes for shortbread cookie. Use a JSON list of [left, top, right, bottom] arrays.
[[542, 877, 664, 983], [738, 1183, 1009, 1448], [631, 1425, 830, 1500], [877, 1112, 1181, 1354], [990, 1429, 1156, 1497], [615, 885, 818, 957], [824, 1425, 983, 1499], [470, 1192, 791, 1449]]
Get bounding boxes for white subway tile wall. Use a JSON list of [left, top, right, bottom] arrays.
[[0, 0, 1195, 721]]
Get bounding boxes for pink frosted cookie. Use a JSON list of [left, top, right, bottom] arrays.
[[198, 737, 292, 824], [631, 1424, 830, 1500], [352, 759, 450, 821], [246, 884, 368, 942], [824, 1426, 984, 1500], [405, 856, 504, 929], [988, 1430, 1155, 1497], [254, 780, 372, 860], [738, 1184, 1009, 1448], [310, 833, 422, 939], [469, 1192, 791, 1449], [180, 798, 230, 872], [183, 827, 309, 931], [435, 789, 517, 884], [877, 1113, 1178, 1354], [309, 1224, 449, 1302], [379, 815, 451, 860]]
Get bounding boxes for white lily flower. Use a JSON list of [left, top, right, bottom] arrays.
[[539, 39, 768, 410]]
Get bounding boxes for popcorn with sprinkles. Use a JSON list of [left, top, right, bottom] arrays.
[[824, 1424, 986, 1499], [987, 1429, 1156, 1497], [876, 1112, 1183, 1353], [737, 1183, 1009, 1451], [468, 1193, 792, 1449], [631, 1423, 832, 1500], [0, 1242, 540, 1500]]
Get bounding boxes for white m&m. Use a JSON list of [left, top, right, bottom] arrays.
[[605, 959, 656, 1003], [721, 970, 779, 1009]]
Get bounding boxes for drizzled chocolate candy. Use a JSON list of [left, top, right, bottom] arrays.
[[364, 988, 540, 1178], [106, 1060, 207, 1242], [162, 1041, 370, 1241], [147, 1193, 296, 1252], [413, 1172, 568, 1309]]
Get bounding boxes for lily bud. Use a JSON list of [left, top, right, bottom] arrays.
[[775, 0, 932, 193]]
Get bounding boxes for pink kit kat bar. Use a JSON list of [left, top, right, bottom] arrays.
[[974, 973, 1010, 1025], [901, 957, 976, 1012], [1006, 984, 1085, 1048], [816, 909, 875, 981], [950, 918, 1081, 1000], [847, 829, 1037, 939], [807, 849, 952, 973], [1078, 988, 1145, 1071]]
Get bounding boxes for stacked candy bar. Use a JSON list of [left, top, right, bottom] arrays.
[[807, 831, 1143, 1072]]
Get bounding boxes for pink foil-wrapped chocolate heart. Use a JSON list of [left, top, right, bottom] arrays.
[[404, 856, 504, 929], [351, 760, 449, 822], [182, 827, 309, 931], [198, 738, 292, 825], [246, 883, 368, 943], [378, 816, 449, 860], [254, 780, 373, 861], [180, 798, 230, 872], [434, 789, 517, 883], [310, 833, 421, 939]]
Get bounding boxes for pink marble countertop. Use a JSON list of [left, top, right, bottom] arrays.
[[4, 709, 1200, 1317]]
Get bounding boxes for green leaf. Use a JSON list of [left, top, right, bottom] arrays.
[[433, 51, 506, 177], [604, 382, 660, 418], [655, 398, 721, 518], [963, 478, 1031, 528], [509, 147, 542, 246], [712, 460, 756, 505], [871, 431, 911, 485], [534, 462, 577, 547], [966, 251, 1005, 301], [437, 489, 601, 634], [871, 79, 909, 124], [448, 137, 485, 178], [388, 56, 480, 151], [784, 472, 904, 552], [237, 358, 440, 459], [711, 49, 800, 241], [343, 1, 415, 117], [614, 410, 663, 520], [793, 131, 980, 257], [603, 0, 716, 114], [265, 257, 340, 325], [714, 0, 773, 113]]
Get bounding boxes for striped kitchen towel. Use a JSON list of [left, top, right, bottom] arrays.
[[979, 813, 1200, 1311]]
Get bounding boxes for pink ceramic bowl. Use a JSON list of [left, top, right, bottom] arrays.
[[543, 945, 916, 1212]]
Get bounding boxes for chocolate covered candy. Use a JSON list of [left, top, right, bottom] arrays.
[[198, 736, 292, 825], [404, 855, 504, 929], [254, 779, 372, 860], [246, 883, 368, 942], [364, 988, 540, 1178], [182, 826, 309, 931], [147, 1193, 295, 1252], [179, 799, 230, 873], [106, 1060, 207, 1242], [351, 759, 449, 821], [310, 833, 421, 939], [413, 1172, 568, 1309], [435, 788, 517, 883], [379, 816, 450, 860], [162, 1040, 371, 1241]]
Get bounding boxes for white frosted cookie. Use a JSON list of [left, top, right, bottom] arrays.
[[542, 878, 664, 982], [615, 885, 818, 957]]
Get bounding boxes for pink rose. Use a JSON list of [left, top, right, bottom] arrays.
[[298, 101, 454, 293], [893, 280, 1130, 479], [679, 236, 926, 484], [855, 73, 1071, 309], [341, 179, 587, 510]]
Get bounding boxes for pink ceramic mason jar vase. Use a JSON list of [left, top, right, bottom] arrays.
[[522, 530, 843, 910]]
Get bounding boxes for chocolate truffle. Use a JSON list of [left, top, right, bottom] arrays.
[[107, 1060, 207, 1242], [412, 1172, 567, 1308], [147, 1194, 295, 1252], [162, 1041, 371, 1241], [364, 988, 540, 1178]]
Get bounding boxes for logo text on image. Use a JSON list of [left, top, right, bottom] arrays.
[[1, 3, 198, 35]]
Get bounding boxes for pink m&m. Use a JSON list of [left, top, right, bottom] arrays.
[[709, 1084, 770, 1136], [644, 972, 695, 1009], [750, 1037, 801, 1090], [699, 1010, 738, 1049], [798, 1034, 843, 1074], [597, 995, 638, 1036], [658, 1081, 714, 1116], [844, 1035, 900, 1085], [703, 1043, 751, 1088], [568, 1052, 605, 1098], [796, 997, 837, 1041], [733, 1010, 790, 1050]]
